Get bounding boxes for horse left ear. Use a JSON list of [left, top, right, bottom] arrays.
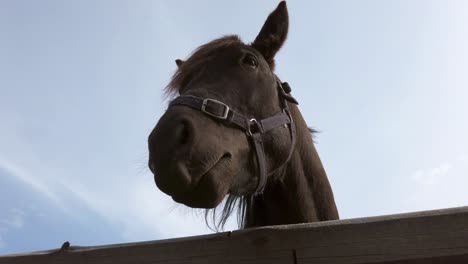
[[252, 1, 289, 70], [175, 59, 185, 68]]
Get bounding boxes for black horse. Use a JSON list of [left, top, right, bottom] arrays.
[[148, 1, 339, 229]]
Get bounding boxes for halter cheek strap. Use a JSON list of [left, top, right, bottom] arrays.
[[168, 80, 298, 195]]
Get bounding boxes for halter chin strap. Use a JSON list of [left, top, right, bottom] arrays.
[[168, 78, 298, 195]]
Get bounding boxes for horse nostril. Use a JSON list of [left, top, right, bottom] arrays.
[[175, 120, 193, 146], [180, 125, 189, 145]]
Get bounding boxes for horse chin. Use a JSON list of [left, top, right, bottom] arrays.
[[171, 191, 225, 209], [171, 156, 233, 209]]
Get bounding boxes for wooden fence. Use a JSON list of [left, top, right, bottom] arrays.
[[1, 206, 468, 264]]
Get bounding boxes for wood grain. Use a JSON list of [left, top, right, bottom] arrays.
[[1, 206, 468, 264]]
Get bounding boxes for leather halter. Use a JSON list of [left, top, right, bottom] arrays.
[[168, 78, 298, 194]]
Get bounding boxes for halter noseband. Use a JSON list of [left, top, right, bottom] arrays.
[[168, 78, 298, 194]]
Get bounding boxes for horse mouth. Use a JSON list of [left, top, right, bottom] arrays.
[[172, 154, 232, 208], [198, 153, 232, 181]]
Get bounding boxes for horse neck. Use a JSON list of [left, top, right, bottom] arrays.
[[243, 104, 339, 228]]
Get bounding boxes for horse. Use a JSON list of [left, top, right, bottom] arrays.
[[147, 1, 339, 230]]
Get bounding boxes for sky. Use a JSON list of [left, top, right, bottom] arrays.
[[1, 0, 468, 255]]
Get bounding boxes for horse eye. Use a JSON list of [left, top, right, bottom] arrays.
[[242, 55, 258, 67]]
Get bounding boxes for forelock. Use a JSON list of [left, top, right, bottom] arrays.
[[165, 35, 243, 97]]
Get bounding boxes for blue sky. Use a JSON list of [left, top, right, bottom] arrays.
[[1, 0, 468, 255]]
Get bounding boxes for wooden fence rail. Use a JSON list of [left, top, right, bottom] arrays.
[[1, 206, 468, 264]]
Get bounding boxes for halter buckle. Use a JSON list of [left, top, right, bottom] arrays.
[[201, 98, 230, 120]]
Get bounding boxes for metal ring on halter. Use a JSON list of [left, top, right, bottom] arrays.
[[247, 118, 258, 137]]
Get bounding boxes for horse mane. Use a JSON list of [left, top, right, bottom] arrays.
[[165, 35, 243, 97]]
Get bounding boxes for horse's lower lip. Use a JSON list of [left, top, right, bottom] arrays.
[[195, 154, 231, 184], [171, 155, 231, 208]]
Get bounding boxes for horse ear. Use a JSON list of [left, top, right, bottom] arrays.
[[251, 1, 289, 70], [175, 59, 185, 68]]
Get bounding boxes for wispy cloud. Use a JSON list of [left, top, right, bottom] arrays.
[[0, 209, 25, 229], [0, 209, 26, 249], [0, 113, 215, 243], [410, 154, 467, 186], [410, 162, 452, 186], [404, 155, 468, 212], [0, 152, 222, 248], [458, 154, 468, 163], [0, 157, 61, 206], [57, 173, 219, 241], [119, 177, 220, 240]]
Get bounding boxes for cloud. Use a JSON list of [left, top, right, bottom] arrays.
[[0, 154, 227, 248], [0, 157, 62, 207], [410, 162, 452, 186], [119, 176, 228, 240], [0, 120, 216, 243], [0, 209, 25, 229], [58, 173, 225, 242], [0, 208, 26, 249], [404, 156, 468, 212], [458, 154, 468, 163]]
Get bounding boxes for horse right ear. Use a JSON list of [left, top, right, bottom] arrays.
[[251, 1, 289, 70], [175, 59, 185, 68]]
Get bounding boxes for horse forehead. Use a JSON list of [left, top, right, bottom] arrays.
[[171, 41, 271, 95], [219, 45, 263, 60], [201, 45, 268, 74], [190, 42, 260, 63], [202, 44, 246, 62]]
